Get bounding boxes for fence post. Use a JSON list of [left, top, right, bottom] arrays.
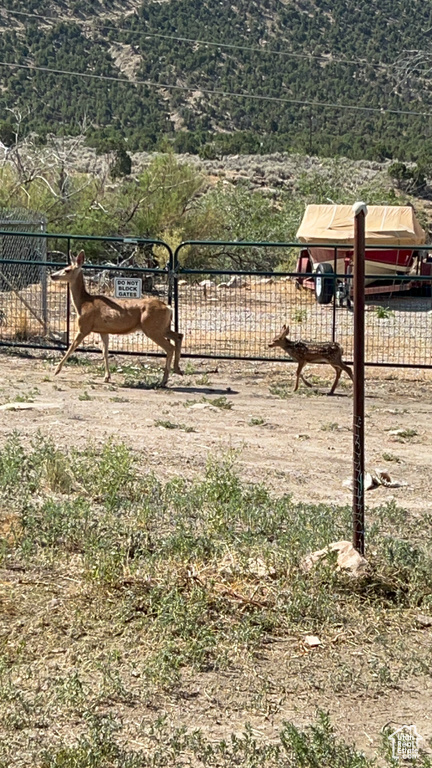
[[352, 203, 367, 555], [40, 218, 48, 336], [66, 239, 71, 349], [173, 245, 179, 334], [332, 246, 338, 342]]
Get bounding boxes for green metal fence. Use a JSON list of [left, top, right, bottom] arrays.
[[0, 231, 172, 358], [173, 239, 432, 368], [0, 231, 431, 369]]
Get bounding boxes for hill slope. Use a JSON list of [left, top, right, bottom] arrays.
[[0, 0, 432, 162]]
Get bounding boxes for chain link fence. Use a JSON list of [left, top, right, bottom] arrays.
[[0, 209, 50, 339]]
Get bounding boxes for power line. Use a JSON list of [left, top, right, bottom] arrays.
[[2, 8, 395, 71], [0, 59, 430, 118]]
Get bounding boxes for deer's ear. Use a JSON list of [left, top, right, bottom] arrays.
[[76, 250, 85, 266], [283, 325, 289, 337]]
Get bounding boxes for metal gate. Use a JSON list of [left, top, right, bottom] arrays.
[[173, 239, 432, 368], [1, 231, 431, 368], [0, 232, 172, 357]]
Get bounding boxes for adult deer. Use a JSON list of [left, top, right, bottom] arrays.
[[51, 250, 183, 386], [268, 324, 353, 395]]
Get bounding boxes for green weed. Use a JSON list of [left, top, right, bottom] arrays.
[[374, 306, 394, 320], [2, 436, 432, 766], [382, 452, 401, 463], [111, 361, 165, 389], [269, 382, 293, 399], [9, 387, 40, 403], [196, 373, 211, 385], [389, 427, 418, 441], [292, 308, 308, 324], [39, 710, 411, 768], [248, 416, 265, 426], [209, 395, 233, 409], [155, 419, 196, 432], [184, 362, 199, 375], [321, 421, 341, 431], [78, 390, 93, 401], [185, 395, 233, 409]]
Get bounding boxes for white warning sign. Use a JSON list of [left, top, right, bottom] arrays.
[[114, 277, 142, 299]]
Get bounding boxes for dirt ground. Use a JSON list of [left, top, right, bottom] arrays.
[[1, 348, 431, 513], [1, 347, 432, 759]]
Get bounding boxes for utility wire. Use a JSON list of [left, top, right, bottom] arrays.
[[2, 8, 399, 71], [0, 59, 429, 117]]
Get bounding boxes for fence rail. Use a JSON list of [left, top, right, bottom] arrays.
[[0, 231, 431, 368]]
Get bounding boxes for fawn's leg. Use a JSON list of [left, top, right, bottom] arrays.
[[100, 334, 111, 382], [294, 361, 305, 392], [144, 330, 174, 386], [165, 329, 184, 375], [300, 373, 314, 388], [55, 331, 87, 375], [340, 361, 353, 381], [329, 366, 342, 395]]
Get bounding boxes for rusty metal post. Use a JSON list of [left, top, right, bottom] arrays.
[[40, 218, 48, 337], [332, 246, 337, 342], [352, 203, 367, 555], [172, 246, 179, 333], [66, 238, 71, 349]]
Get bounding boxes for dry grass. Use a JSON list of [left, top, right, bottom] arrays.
[[1, 433, 432, 765]]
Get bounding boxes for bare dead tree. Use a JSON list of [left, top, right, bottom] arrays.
[[393, 50, 432, 87]]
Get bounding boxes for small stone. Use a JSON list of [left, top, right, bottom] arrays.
[[304, 635, 321, 648], [416, 614, 432, 628], [301, 540, 368, 578], [189, 403, 218, 412]]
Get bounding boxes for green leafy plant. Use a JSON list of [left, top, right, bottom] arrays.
[[78, 390, 93, 401], [374, 306, 394, 320], [155, 419, 196, 432], [248, 416, 265, 426]]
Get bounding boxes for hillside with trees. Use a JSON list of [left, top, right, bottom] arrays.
[[0, 0, 432, 164], [3, 133, 430, 271]]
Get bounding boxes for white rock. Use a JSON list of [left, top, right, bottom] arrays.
[[304, 635, 322, 648], [189, 403, 218, 411], [301, 540, 368, 578]]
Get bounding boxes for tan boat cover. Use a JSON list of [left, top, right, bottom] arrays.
[[296, 205, 425, 246]]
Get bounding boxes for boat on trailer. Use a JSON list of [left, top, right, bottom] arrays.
[[295, 204, 431, 305]]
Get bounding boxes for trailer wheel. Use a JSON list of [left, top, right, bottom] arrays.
[[315, 263, 334, 304]]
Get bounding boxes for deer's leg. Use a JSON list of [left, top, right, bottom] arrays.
[[144, 331, 175, 386], [294, 361, 305, 392], [165, 329, 183, 375], [300, 373, 314, 388], [100, 333, 111, 383], [329, 366, 342, 395], [55, 331, 87, 375], [340, 361, 353, 381]]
